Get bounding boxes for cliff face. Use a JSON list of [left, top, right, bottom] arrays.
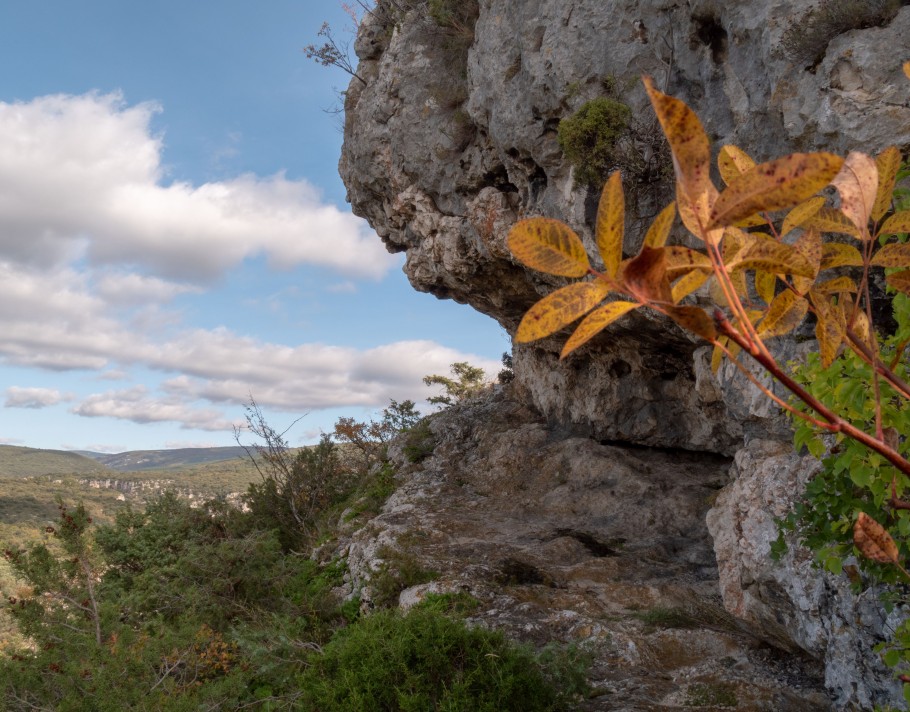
[[339, 1, 910, 707]]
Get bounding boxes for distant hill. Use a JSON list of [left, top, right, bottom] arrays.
[[0, 445, 112, 478], [80, 446, 250, 472]]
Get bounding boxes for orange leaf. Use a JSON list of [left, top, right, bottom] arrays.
[[815, 276, 858, 295], [671, 269, 710, 303], [820, 243, 864, 270], [508, 218, 590, 277], [904, 61, 910, 80], [643, 201, 677, 248], [516, 281, 611, 343], [854, 512, 900, 565], [644, 77, 715, 230], [792, 227, 822, 295], [560, 300, 639, 357], [886, 270, 910, 297], [708, 153, 844, 229], [812, 292, 846, 367], [781, 196, 826, 237], [665, 305, 717, 341], [664, 246, 712, 279], [873, 147, 901, 222], [717, 145, 756, 186], [871, 243, 910, 268], [806, 207, 862, 239], [596, 171, 624, 278], [725, 238, 815, 277], [757, 291, 809, 338], [621, 246, 672, 303], [755, 270, 777, 304], [879, 211, 910, 236], [831, 151, 878, 237]]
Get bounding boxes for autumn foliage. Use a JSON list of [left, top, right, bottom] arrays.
[[509, 70, 910, 581]]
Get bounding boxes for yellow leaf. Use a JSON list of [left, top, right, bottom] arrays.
[[560, 301, 639, 357], [708, 153, 844, 229], [644, 77, 716, 232], [516, 281, 611, 343], [676, 183, 722, 243], [621, 246, 672, 303], [812, 293, 846, 367], [508, 218, 590, 277], [886, 270, 910, 297], [873, 147, 901, 221], [871, 243, 910, 268], [905, 61, 910, 80], [755, 270, 777, 304], [806, 207, 861, 238], [671, 269, 710, 303], [596, 171, 624, 278], [717, 145, 756, 186], [854, 512, 899, 565], [664, 246, 712, 279], [711, 340, 725, 374], [815, 276, 858, 295], [831, 151, 878, 237], [643, 201, 677, 248], [820, 243, 864, 270], [758, 291, 809, 337], [726, 239, 815, 277], [665, 305, 717, 341], [792, 227, 822, 295], [851, 309, 872, 346], [730, 267, 748, 298], [781, 196, 826, 237], [733, 214, 769, 228], [879, 211, 910, 236]]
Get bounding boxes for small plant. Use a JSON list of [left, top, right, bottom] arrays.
[[423, 361, 488, 406], [781, 0, 902, 67], [370, 546, 438, 608], [557, 97, 632, 187], [684, 682, 739, 707]]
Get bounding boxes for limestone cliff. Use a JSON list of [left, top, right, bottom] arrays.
[[339, 1, 910, 708]]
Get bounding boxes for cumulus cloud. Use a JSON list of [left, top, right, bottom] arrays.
[[73, 386, 241, 431], [0, 92, 395, 281], [5, 386, 72, 409]]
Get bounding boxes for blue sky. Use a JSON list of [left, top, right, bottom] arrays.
[[0, 1, 507, 452]]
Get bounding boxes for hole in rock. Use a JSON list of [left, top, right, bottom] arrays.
[[692, 14, 728, 64], [553, 529, 625, 557]]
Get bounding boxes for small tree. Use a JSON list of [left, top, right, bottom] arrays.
[[4, 500, 104, 646], [423, 362, 488, 406], [333, 399, 422, 469]]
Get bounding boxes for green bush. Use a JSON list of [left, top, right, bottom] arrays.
[[557, 97, 632, 187], [299, 607, 589, 711]]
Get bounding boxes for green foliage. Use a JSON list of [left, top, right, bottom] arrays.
[[401, 419, 437, 463], [423, 361, 488, 407], [370, 546, 439, 608], [557, 97, 632, 187], [298, 606, 589, 711], [781, 0, 902, 66], [334, 398, 422, 470]]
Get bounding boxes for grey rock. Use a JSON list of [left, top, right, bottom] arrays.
[[339, 1, 910, 707]]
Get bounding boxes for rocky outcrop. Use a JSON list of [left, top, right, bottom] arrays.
[[336, 390, 831, 710], [339, 0, 910, 707]]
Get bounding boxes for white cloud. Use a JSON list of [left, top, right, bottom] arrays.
[[164, 439, 219, 449], [0, 92, 395, 281], [94, 272, 200, 304], [5, 386, 72, 409], [0, 437, 24, 445], [72, 386, 241, 431]]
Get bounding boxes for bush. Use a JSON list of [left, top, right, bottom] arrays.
[[557, 97, 632, 187], [299, 607, 589, 711]]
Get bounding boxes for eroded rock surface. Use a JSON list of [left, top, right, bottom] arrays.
[[336, 391, 830, 711]]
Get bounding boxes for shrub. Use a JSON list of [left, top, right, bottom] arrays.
[[557, 97, 632, 187], [299, 607, 589, 711], [423, 361, 488, 407], [781, 0, 902, 66]]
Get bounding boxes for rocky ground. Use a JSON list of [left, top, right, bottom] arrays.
[[326, 389, 832, 711]]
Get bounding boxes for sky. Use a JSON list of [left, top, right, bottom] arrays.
[[0, 1, 508, 453]]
